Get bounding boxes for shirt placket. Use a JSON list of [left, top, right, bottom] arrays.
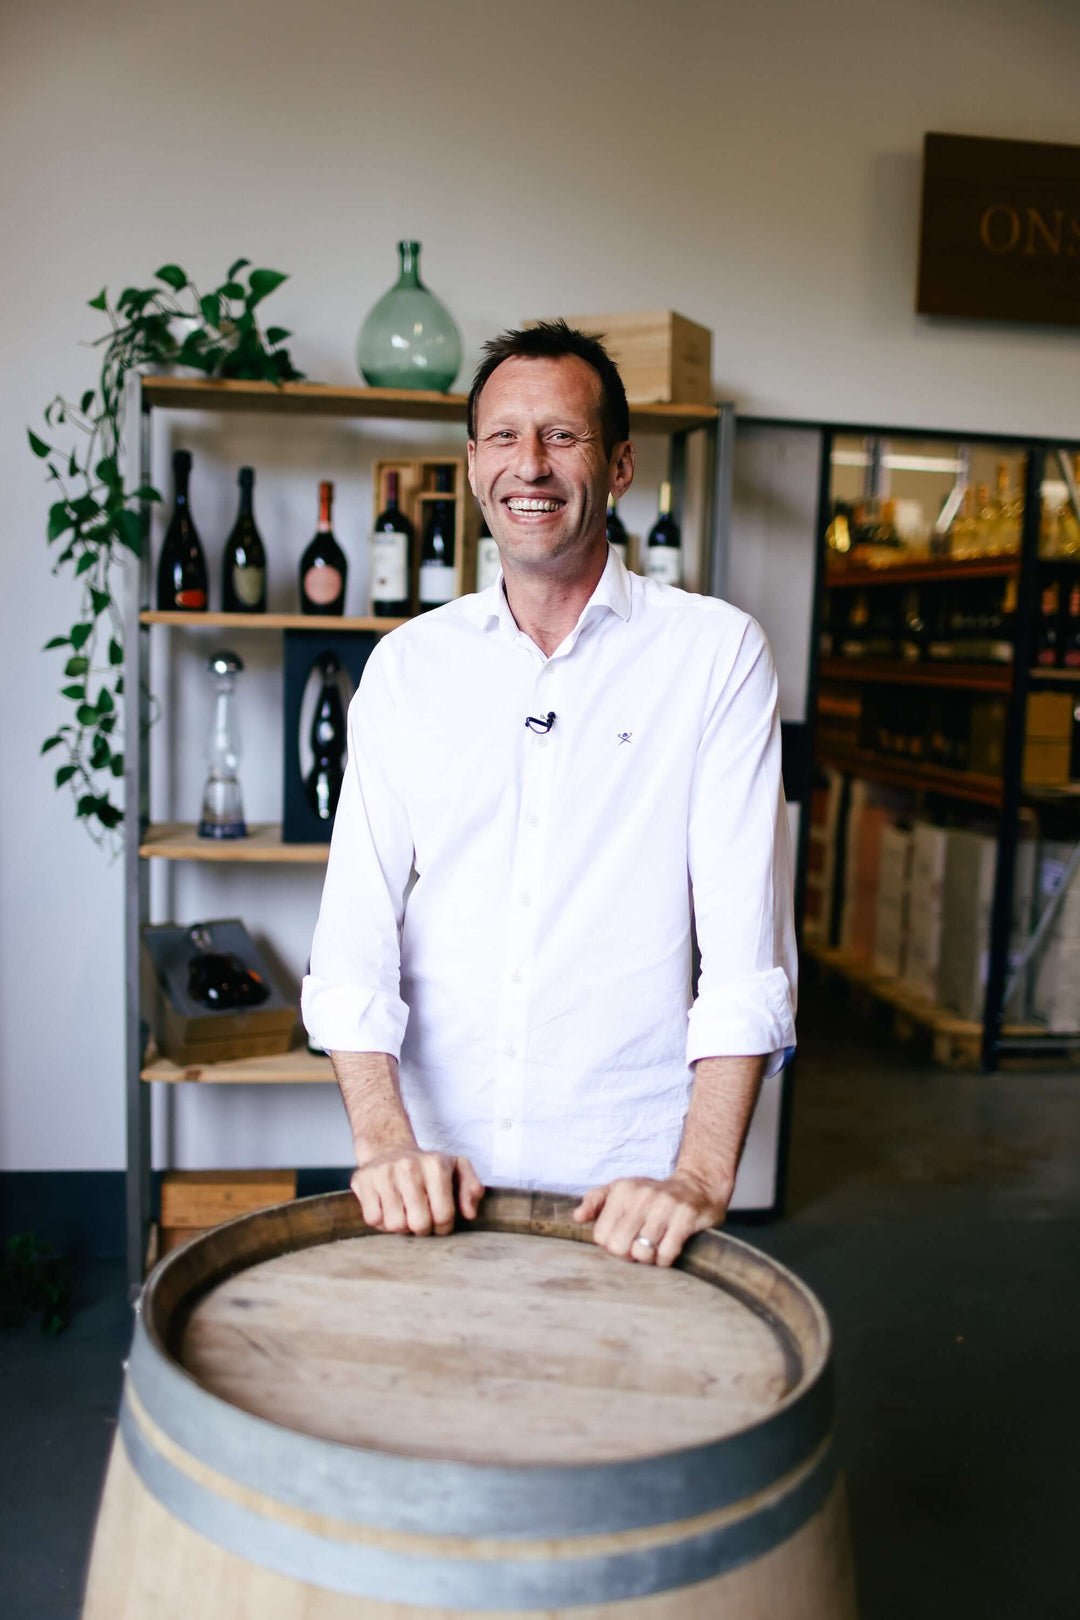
[[490, 648, 561, 1184]]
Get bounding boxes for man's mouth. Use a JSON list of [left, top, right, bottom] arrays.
[[503, 497, 564, 515]]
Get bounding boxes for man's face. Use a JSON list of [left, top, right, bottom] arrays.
[[467, 355, 634, 575]]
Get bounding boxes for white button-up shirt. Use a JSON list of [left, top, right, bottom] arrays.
[[302, 547, 796, 1195]]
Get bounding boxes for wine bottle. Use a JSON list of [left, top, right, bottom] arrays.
[[1035, 581, 1061, 668], [1062, 580, 1080, 670], [156, 449, 208, 611], [299, 482, 348, 616], [221, 467, 267, 613], [475, 510, 501, 592], [606, 496, 629, 567], [645, 481, 682, 586], [370, 471, 414, 618], [304, 650, 347, 821], [899, 588, 925, 662], [418, 466, 456, 611]]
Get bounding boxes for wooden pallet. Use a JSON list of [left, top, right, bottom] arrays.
[[802, 938, 1046, 1068]]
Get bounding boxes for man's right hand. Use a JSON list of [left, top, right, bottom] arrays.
[[350, 1146, 484, 1236]]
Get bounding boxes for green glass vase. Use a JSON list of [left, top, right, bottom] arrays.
[[357, 241, 463, 393]]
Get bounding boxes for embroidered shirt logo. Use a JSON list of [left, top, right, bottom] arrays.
[[617, 731, 633, 745]]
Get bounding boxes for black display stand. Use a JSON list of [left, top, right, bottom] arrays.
[[282, 628, 378, 843]]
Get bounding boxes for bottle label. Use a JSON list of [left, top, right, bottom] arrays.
[[176, 587, 207, 609], [304, 565, 342, 607], [231, 565, 264, 607], [371, 532, 409, 603], [645, 547, 682, 587], [419, 561, 456, 605], [475, 537, 502, 592]]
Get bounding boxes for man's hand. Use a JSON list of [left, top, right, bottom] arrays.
[[351, 1145, 484, 1236], [571, 1172, 729, 1267]]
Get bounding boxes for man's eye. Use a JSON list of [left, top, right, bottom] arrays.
[[548, 431, 573, 442]]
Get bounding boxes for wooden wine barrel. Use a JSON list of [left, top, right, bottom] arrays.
[[83, 1190, 856, 1617]]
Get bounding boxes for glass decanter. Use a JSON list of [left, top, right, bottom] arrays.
[[198, 650, 247, 839], [356, 240, 463, 393]]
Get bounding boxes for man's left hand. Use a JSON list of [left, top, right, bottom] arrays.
[[571, 1172, 730, 1267]]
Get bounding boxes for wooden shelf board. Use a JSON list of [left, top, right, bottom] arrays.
[[139, 377, 717, 435], [142, 1038, 334, 1085], [802, 938, 1043, 1043], [140, 611, 406, 631], [819, 658, 1012, 693], [1027, 667, 1080, 683], [139, 823, 329, 862], [815, 746, 1004, 807], [825, 557, 1019, 589]]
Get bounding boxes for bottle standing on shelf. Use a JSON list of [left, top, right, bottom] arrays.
[[198, 651, 246, 839], [300, 482, 348, 616], [840, 591, 870, 658], [475, 510, 501, 592], [418, 466, 456, 611], [606, 496, 629, 567], [221, 466, 267, 613], [157, 449, 208, 611], [370, 471, 414, 618], [948, 487, 978, 558], [899, 588, 925, 662], [1062, 580, 1080, 670], [1056, 456, 1080, 557], [305, 650, 348, 822], [645, 481, 682, 586], [1035, 580, 1061, 668], [992, 462, 1022, 554]]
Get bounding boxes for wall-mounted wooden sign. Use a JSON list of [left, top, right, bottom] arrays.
[[917, 131, 1080, 326]]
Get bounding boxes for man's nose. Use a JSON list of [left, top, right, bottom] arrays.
[[510, 432, 552, 482]]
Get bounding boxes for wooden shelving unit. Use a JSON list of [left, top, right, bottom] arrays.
[[138, 823, 330, 862], [815, 746, 1004, 808], [819, 658, 1012, 693], [140, 611, 406, 632], [141, 1039, 333, 1085], [824, 557, 1019, 589]]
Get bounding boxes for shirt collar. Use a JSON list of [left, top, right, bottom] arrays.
[[467, 543, 633, 640]]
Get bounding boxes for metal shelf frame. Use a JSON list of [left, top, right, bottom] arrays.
[[122, 376, 732, 1288]]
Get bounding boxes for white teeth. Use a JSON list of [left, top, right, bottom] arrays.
[[507, 499, 561, 513]]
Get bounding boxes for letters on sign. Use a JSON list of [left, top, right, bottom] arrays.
[[916, 132, 1080, 326]]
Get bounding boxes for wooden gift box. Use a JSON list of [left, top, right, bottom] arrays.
[[523, 311, 713, 405], [159, 1169, 297, 1254], [141, 919, 297, 1066], [372, 457, 480, 610]]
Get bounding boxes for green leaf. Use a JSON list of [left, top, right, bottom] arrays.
[[60, 684, 85, 700], [98, 801, 123, 829], [43, 635, 69, 650], [70, 622, 92, 650], [110, 753, 125, 777], [77, 794, 99, 818], [199, 293, 221, 328], [117, 510, 142, 556], [87, 289, 108, 311], [75, 552, 96, 576], [99, 715, 117, 735], [41, 736, 62, 755], [156, 263, 187, 291], [55, 765, 77, 787], [246, 268, 288, 307], [28, 430, 51, 458], [71, 494, 99, 521], [64, 656, 89, 677], [95, 455, 119, 485], [77, 703, 99, 726], [108, 638, 123, 665], [114, 675, 124, 696], [220, 281, 245, 300], [132, 484, 162, 503], [80, 389, 95, 414], [48, 502, 72, 542], [227, 257, 251, 281], [91, 736, 110, 770], [95, 687, 114, 715], [91, 589, 111, 617], [265, 326, 292, 346]]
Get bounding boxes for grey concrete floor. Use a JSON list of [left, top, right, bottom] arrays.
[[2, 984, 1078, 1618]]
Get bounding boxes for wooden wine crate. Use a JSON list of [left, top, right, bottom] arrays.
[[159, 1169, 297, 1231], [373, 457, 479, 609], [523, 311, 713, 406]]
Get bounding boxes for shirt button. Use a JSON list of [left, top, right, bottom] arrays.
[[511, 970, 523, 985], [520, 891, 532, 907], [538, 736, 550, 748], [505, 1044, 517, 1058], [527, 814, 540, 829], [499, 1118, 513, 1131]]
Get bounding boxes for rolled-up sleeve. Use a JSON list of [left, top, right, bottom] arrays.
[[686, 616, 797, 1077], [301, 645, 414, 1056]]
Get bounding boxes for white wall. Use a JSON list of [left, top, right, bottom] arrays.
[[4, 0, 1080, 1170]]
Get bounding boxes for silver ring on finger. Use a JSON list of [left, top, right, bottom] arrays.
[[632, 1233, 656, 1255]]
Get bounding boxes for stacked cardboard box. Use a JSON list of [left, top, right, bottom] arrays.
[[803, 768, 843, 941], [902, 823, 950, 1003], [873, 826, 913, 978], [840, 784, 897, 963], [1031, 843, 1080, 1032], [936, 830, 1033, 1023]]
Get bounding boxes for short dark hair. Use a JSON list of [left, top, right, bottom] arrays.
[[467, 320, 630, 456]]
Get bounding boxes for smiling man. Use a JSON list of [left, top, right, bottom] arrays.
[[302, 322, 796, 1266]]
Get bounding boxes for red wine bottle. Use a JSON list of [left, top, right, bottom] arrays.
[[299, 482, 348, 616], [606, 496, 629, 567], [1035, 581, 1060, 668], [221, 467, 267, 613], [644, 481, 682, 586], [418, 466, 456, 611], [1062, 579, 1080, 670], [371, 471, 414, 618], [156, 449, 208, 611]]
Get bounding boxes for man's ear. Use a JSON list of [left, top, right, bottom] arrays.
[[466, 440, 478, 498], [610, 439, 635, 502]]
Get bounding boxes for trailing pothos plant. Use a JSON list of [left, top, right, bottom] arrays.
[[30, 259, 305, 848]]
